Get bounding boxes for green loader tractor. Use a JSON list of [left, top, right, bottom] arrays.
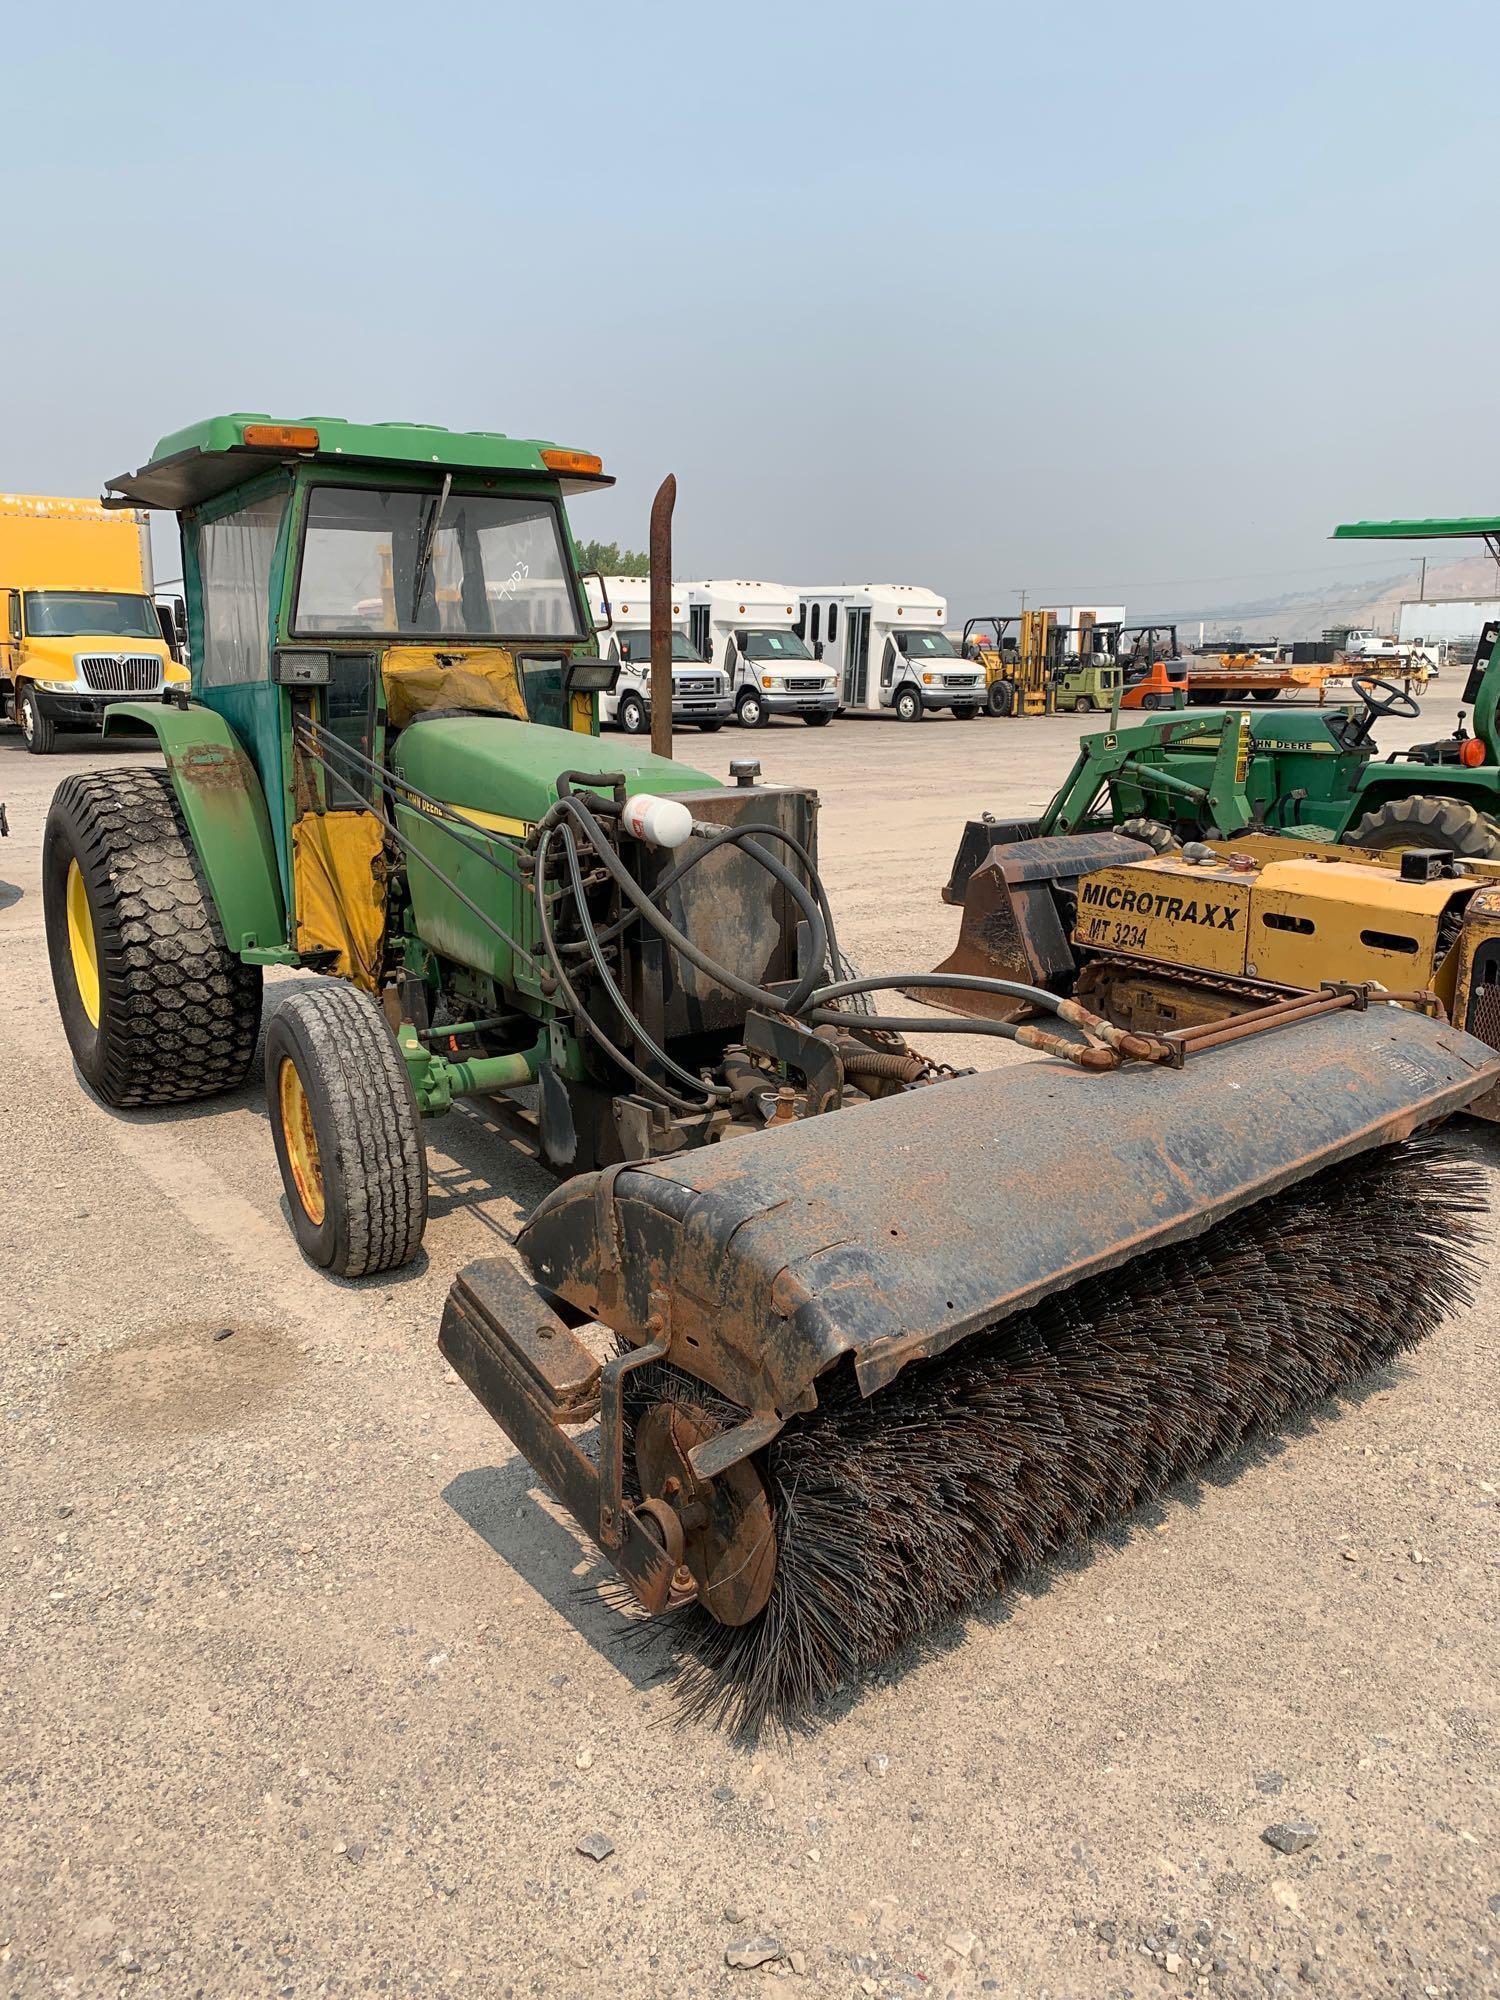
[[41, 435, 1500, 1726], [942, 559, 1500, 912]]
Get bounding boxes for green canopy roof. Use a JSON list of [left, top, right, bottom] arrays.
[[103, 413, 614, 511], [1333, 515, 1500, 542]]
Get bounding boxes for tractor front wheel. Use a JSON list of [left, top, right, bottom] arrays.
[[43, 770, 262, 1106], [1346, 795, 1500, 860], [266, 983, 428, 1279], [987, 681, 1014, 718], [264, 984, 426, 1280]]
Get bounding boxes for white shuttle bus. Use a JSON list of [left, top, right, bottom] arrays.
[[681, 581, 839, 728], [795, 585, 984, 719], [584, 576, 732, 733]]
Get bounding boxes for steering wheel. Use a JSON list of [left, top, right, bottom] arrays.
[[1352, 674, 1420, 721]]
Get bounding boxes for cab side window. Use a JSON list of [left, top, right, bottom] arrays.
[[198, 491, 288, 687]]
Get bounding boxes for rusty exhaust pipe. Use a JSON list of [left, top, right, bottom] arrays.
[[650, 475, 677, 763]]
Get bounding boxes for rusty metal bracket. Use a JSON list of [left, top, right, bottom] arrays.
[[596, 1289, 671, 1551]]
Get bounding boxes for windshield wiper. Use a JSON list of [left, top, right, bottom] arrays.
[[410, 473, 453, 625]]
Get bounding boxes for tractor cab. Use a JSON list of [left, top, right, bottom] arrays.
[[99, 415, 623, 943]]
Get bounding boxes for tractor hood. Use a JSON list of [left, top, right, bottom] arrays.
[[391, 714, 719, 828]]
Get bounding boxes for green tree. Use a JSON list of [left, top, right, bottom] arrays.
[[574, 540, 649, 577]]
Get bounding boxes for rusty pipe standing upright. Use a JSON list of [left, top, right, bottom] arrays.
[[649, 475, 677, 763]]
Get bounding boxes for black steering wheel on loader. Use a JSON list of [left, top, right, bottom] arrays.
[[1328, 673, 1420, 752]]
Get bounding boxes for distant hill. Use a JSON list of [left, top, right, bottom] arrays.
[[1157, 550, 1500, 642]]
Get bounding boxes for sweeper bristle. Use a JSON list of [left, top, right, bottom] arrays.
[[626, 1139, 1483, 1739]]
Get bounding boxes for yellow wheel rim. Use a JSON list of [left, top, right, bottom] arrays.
[[66, 859, 101, 1029], [278, 1057, 326, 1225]]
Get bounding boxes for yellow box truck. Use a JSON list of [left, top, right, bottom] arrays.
[[0, 494, 188, 753]]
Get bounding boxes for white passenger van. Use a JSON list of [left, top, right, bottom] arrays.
[[584, 576, 732, 733], [794, 585, 983, 720], [681, 581, 839, 727]]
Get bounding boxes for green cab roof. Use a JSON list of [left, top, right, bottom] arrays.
[[1333, 514, 1500, 542], [103, 413, 614, 512]]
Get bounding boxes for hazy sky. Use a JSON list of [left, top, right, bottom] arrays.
[[6, 1, 1497, 621]]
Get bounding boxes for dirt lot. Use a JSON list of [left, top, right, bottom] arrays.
[[1, 699, 1496, 2000]]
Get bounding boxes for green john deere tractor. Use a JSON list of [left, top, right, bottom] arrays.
[[41, 431, 1500, 1728], [942, 519, 1500, 910]]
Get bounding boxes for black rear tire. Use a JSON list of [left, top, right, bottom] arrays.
[[265, 982, 428, 1278], [1252, 688, 1280, 703], [697, 720, 723, 732], [19, 687, 57, 754], [43, 769, 262, 1107], [1346, 795, 1500, 859], [952, 703, 979, 720], [803, 710, 832, 727], [1118, 816, 1182, 855]]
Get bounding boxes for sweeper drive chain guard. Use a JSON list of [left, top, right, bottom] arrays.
[[439, 1003, 1499, 1628]]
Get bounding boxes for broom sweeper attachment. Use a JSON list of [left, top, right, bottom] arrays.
[[440, 795, 1499, 1735]]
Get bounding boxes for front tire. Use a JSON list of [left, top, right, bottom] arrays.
[[987, 681, 1014, 718], [1346, 795, 1500, 859], [43, 770, 262, 1106], [894, 686, 923, 722], [1075, 695, 1095, 714], [19, 686, 57, 754], [736, 691, 768, 728], [618, 694, 648, 735], [265, 983, 428, 1278]]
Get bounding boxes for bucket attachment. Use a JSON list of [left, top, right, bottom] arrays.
[[443, 1001, 1497, 1725], [926, 830, 1151, 1019]]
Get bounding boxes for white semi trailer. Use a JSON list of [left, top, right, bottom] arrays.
[[795, 584, 984, 719], [681, 581, 839, 727], [584, 576, 732, 733]]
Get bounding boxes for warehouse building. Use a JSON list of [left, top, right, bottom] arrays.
[[1397, 596, 1500, 649]]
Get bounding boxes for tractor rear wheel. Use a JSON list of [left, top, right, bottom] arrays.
[[265, 982, 428, 1278], [1346, 795, 1500, 860], [43, 769, 262, 1106], [1118, 816, 1182, 855]]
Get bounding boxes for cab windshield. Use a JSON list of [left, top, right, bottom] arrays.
[[898, 630, 957, 658], [293, 484, 584, 639], [617, 629, 703, 664], [24, 591, 160, 640], [741, 628, 812, 661]]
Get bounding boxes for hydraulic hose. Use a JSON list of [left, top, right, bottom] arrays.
[[555, 821, 728, 1105], [552, 793, 828, 1018], [533, 825, 713, 1114]]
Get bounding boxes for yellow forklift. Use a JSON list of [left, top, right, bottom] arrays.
[[963, 610, 1056, 717]]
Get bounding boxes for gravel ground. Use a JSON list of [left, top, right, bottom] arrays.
[[1, 695, 1496, 2000]]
